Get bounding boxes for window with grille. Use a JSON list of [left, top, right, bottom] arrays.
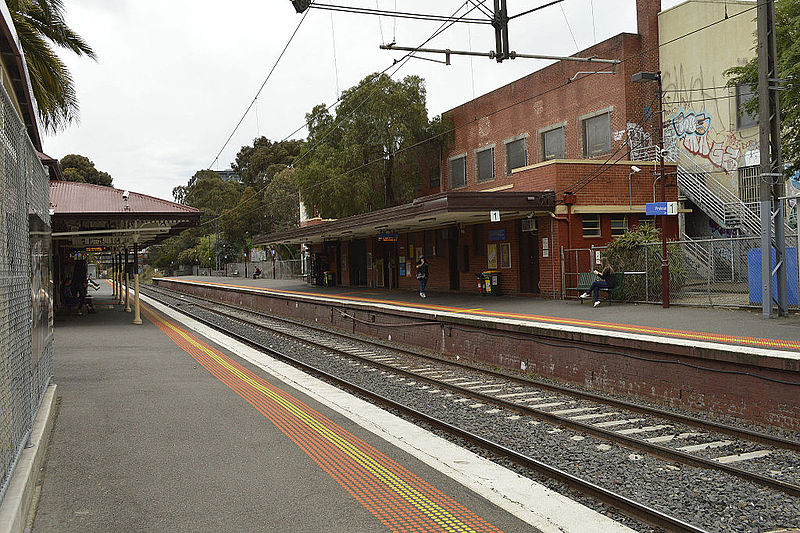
[[582, 214, 601, 237], [735, 85, 758, 130], [505, 138, 527, 174], [738, 165, 760, 205], [611, 215, 628, 237], [542, 126, 566, 160], [476, 147, 495, 183], [583, 112, 611, 157], [449, 155, 466, 189]]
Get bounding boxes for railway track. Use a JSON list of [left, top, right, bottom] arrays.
[[143, 284, 800, 532]]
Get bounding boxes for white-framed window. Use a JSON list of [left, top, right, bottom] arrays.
[[583, 112, 611, 157], [582, 214, 601, 237], [504, 136, 527, 174], [475, 146, 495, 183], [541, 126, 566, 160], [449, 154, 467, 189], [611, 215, 628, 237], [735, 85, 758, 130]]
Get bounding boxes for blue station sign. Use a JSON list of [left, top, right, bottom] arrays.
[[645, 201, 678, 216]]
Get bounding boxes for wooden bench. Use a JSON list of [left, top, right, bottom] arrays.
[[574, 272, 625, 303]]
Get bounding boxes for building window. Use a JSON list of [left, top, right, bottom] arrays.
[[611, 215, 628, 237], [449, 154, 467, 189], [735, 85, 758, 130], [542, 126, 566, 160], [738, 165, 760, 205], [582, 214, 601, 237], [505, 138, 527, 174], [476, 146, 495, 183], [583, 112, 611, 157], [430, 166, 440, 188]]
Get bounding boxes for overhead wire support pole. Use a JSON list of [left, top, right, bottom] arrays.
[[379, 44, 621, 66], [757, 0, 787, 318]]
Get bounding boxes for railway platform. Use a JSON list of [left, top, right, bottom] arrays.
[[154, 276, 800, 431], [19, 284, 630, 533], [162, 276, 800, 352]]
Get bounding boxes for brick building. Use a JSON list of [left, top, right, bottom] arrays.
[[257, 0, 679, 298]]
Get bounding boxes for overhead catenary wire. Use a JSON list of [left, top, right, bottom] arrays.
[[286, 3, 760, 204], [208, 8, 311, 170], [204, 1, 759, 229], [308, 3, 492, 24], [200, 0, 486, 228]]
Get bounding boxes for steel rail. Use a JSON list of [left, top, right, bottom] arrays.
[[143, 290, 707, 533], [146, 284, 800, 454], [144, 286, 800, 498]]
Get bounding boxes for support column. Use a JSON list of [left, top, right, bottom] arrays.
[[111, 252, 117, 299], [118, 251, 125, 305], [133, 242, 142, 325], [124, 248, 131, 312]]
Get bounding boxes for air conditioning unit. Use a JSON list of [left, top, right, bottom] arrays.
[[521, 218, 537, 232]]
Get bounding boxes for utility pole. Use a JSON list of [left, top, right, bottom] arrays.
[[757, 0, 787, 318], [492, 0, 510, 62]]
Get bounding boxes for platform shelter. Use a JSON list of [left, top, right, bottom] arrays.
[[49, 180, 200, 324]]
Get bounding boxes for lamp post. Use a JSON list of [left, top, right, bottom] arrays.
[[632, 71, 670, 308]]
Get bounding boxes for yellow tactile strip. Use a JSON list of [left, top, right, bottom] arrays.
[[143, 305, 503, 533], [163, 279, 800, 352]]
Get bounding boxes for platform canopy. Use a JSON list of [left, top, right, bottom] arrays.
[[255, 190, 555, 246], [49, 181, 200, 250]]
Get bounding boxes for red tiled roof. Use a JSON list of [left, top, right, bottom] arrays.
[[49, 180, 199, 216]]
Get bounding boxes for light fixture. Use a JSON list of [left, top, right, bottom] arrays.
[[631, 166, 641, 173]]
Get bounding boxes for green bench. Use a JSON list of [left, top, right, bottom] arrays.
[[574, 272, 625, 303]]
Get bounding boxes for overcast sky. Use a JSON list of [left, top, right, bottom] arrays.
[[43, 0, 683, 202]]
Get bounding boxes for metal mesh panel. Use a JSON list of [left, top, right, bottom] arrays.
[[0, 80, 53, 502]]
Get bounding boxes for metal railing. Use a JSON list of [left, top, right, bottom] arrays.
[[0, 85, 53, 501], [565, 235, 799, 309]]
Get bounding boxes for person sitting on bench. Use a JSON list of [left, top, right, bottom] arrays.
[[580, 258, 616, 307]]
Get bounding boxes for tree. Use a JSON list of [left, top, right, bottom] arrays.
[[295, 73, 449, 219], [232, 137, 305, 188], [724, 0, 800, 173], [60, 154, 113, 186], [8, 0, 96, 132]]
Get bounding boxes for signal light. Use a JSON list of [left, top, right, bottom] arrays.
[[291, 0, 311, 13]]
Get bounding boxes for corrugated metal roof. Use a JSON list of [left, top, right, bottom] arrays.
[[49, 180, 199, 216]]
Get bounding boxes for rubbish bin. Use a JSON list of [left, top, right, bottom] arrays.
[[323, 271, 335, 287], [481, 270, 501, 296]]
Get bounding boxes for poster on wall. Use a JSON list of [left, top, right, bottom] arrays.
[[500, 243, 511, 268], [408, 244, 414, 259], [399, 262, 406, 277], [487, 243, 498, 269]]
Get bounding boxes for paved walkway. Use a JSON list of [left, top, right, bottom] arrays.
[[32, 284, 627, 532], [169, 276, 800, 353]]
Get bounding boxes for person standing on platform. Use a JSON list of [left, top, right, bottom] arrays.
[[581, 257, 615, 307], [415, 255, 429, 298]]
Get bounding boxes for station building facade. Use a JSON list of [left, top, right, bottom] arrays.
[[258, 0, 680, 298]]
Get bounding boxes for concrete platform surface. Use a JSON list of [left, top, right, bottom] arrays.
[[168, 276, 800, 352], [30, 284, 630, 532]]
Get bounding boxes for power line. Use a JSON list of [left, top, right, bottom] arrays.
[[208, 8, 311, 170], [205, 1, 760, 229], [200, 0, 485, 228], [309, 3, 491, 24]]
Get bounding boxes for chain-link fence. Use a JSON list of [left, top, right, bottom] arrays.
[[0, 83, 53, 502], [564, 234, 800, 309]]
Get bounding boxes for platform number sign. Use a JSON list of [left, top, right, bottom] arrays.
[[490, 210, 500, 222]]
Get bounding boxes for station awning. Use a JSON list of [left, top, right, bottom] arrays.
[[255, 190, 555, 246], [49, 181, 201, 250]]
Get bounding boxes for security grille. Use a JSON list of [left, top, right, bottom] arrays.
[[738, 165, 760, 205], [0, 81, 53, 503]]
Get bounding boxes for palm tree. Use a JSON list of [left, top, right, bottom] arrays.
[[7, 0, 96, 133]]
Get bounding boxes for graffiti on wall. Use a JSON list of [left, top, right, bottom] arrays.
[[668, 110, 754, 172], [661, 64, 758, 174], [626, 122, 653, 159]]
